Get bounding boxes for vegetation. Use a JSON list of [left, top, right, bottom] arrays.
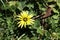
[[0, 0, 60, 40]]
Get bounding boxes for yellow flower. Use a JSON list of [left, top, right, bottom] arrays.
[[17, 11, 34, 28]]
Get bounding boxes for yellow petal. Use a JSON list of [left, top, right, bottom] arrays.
[[20, 21, 24, 25], [30, 19, 34, 24], [28, 14, 33, 18], [24, 22, 26, 28], [17, 22, 20, 24], [21, 24, 24, 28], [20, 21, 25, 28], [26, 19, 32, 25], [21, 11, 28, 17], [18, 24, 21, 27], [30, 19, 35, 21]]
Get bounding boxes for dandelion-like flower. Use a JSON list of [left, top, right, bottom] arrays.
[[17, 11, 34, 28]]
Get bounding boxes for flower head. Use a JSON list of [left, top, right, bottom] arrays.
[[17, 11, 34, 28]]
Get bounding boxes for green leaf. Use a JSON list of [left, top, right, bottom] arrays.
[[57, 0, 60, 3], [57, 0, 60, 8], [26, 4, 34, 9], [41, 8, 46, 11], [16, 1, 26, 11], [31, 37, 37, 40], [6, 17, 12, 27], [52, 8, 59, 13], [52, 15, 58, 19], [0, 13, 2, 16], [45, 30, 50, 37], [8, 1, 17, 6], [47, 0, 53, 2], [0, 18, 4, 22], [37, 26, 44, 35], [54, 20, 58, 23], [31, 19, 40, 29]]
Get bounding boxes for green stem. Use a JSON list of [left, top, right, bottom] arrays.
[[18, 33, 25, 40], [0, 0, 5, 7]]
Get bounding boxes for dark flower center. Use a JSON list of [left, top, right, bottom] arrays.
[[23, 18, 28, 22]]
